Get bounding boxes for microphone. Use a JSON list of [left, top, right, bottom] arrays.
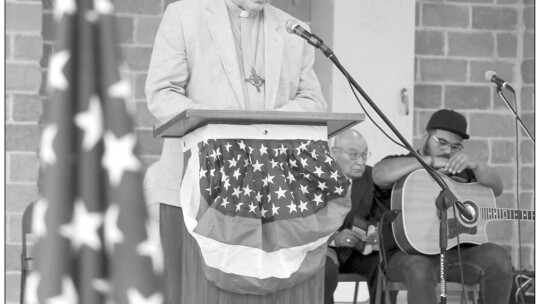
[[285, 19, 333, 57], [285, 19, 322, 47], [485, 71, 515, 93]]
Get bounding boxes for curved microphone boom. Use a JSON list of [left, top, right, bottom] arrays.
[[485, 71, 515, 93]]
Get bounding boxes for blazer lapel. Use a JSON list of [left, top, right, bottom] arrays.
[[204, 0, 246, 110], [263, 7, 283, 110]]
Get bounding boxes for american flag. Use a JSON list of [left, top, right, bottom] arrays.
[[180, 125, 351, 294], [27, 0, 164, 303]]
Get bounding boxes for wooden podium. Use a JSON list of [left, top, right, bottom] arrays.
[[154, 110, 364, 304]]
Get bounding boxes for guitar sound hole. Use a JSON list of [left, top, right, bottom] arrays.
[[459, 201, 478, 224]]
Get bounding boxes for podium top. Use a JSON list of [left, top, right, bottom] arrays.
[[153, 110, 365, 139]]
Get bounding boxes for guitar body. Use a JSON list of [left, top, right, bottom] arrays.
[[390, 169, 534, 255]]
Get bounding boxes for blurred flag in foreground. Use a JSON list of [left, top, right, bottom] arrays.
[[28, 1, 164, 303], [180, 124, 351, 294]]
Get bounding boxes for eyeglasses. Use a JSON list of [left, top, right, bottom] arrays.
[[334, 147, 372, 161], [430, 134, 464, 152]]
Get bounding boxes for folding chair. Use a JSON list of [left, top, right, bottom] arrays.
[[374, 211, 480, 304]]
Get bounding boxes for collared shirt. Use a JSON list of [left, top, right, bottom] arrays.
[[225, 0, 266, 111]]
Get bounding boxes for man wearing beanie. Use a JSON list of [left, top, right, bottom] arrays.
[[372, 109, 512, 303]]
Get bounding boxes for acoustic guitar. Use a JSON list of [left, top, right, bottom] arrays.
[[390, 169, 535, 255]]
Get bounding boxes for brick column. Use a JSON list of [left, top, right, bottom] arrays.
[[5, 1, 43, 302]]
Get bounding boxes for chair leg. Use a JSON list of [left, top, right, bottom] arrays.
[[374, 270, 383, 304], [353, 281, 359, 304]]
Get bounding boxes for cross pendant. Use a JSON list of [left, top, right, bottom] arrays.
[[245, 67, 265, 92]]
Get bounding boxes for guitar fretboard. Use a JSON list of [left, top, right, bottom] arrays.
[[481, 208, 535, 220]]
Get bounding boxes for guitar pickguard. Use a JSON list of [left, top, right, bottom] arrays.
[[448, 218, 477, 239]]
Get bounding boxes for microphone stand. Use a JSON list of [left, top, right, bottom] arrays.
[[495, 87, 535, 143], [315, 41, 471, 304]]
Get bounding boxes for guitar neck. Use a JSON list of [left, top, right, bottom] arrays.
[[480, 208, 535, 220]]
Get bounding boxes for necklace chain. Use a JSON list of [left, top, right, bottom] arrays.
[[230, 15, 265, 91]]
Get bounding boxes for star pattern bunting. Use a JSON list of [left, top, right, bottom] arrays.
[[31, 1, 163, 303], [182, 131, 352, 294], [199, 139, 348, 223]]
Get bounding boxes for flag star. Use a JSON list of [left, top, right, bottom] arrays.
[[324, 155, 334, 165], [232, 187, 242, 198], [266, 174, 275, 184], [301, 172, 311, 180], [222, 178, 231, 191], [108, 78, 131, 99], [59, 198, 103, 251], [233, 168, 241, 180], [252, 160, 264, 172], [286, 172, 296, 183], [277, 144, 288, 155], [248, 202, 257, 213], [298, 200, 308, 212], [313, 166, 325, 177], [47, 50, 70, 90], [102, 132, 141, 186], [310, 150, 319, 159], [289, 159, 298, 168], [199, 168, 208, 179], [205, 187, 211, 194], [272, 148, 279, 156], [53, 0, 76, 21], [334, 186, 345, 195], [40, 124, 58, 165], [299, 184, 309, 194], [137, 221, 164, 274], [126, 288, 163, 304], [238, 140, 246, 150], [248, 146, 254, 154], [287, 201, 297, 213], [46, 276, 78, 304], [259, 144, 268, 155], [313, 194, 324, 206], [299, 157, 309, 167], [75, 94, 104, 150], [24, 272, 40, 304], [299, 141, 308, 151], [228, 157, 238, 168], [243, 185, 253, 196], [104, 204, 124, 252], [255, 192, 263, 202], [94, 0, 115, 14], [261, 207, 268, 218], [32, 199, 48, 238], [269, 158, 279, 168], [209, 149, 220, 161], [224, 142, 232, 152], [275, 187, 287, 199], [272, 204, 280, 215], [317, 181, 328, 191], [235, 202, 244, 212], [209, 169, 215, 177], [92, 278, 111, 295], [221, 197, 230, 208], [330, 170, 340, 181]]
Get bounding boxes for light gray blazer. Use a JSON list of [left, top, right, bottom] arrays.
[[144, 0, 327, 216]]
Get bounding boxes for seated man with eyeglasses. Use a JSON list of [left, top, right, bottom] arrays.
[[372, 109, 513, 304], [324, 129, 381, 304]]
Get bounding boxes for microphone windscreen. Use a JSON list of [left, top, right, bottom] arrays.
[[285, 19, 298, 34], [485, 70, 496, 81]]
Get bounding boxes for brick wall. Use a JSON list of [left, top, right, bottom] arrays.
[[414, 0, 534, 271], [6, 0, 43, 302], [4, 0, 533, 301]]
